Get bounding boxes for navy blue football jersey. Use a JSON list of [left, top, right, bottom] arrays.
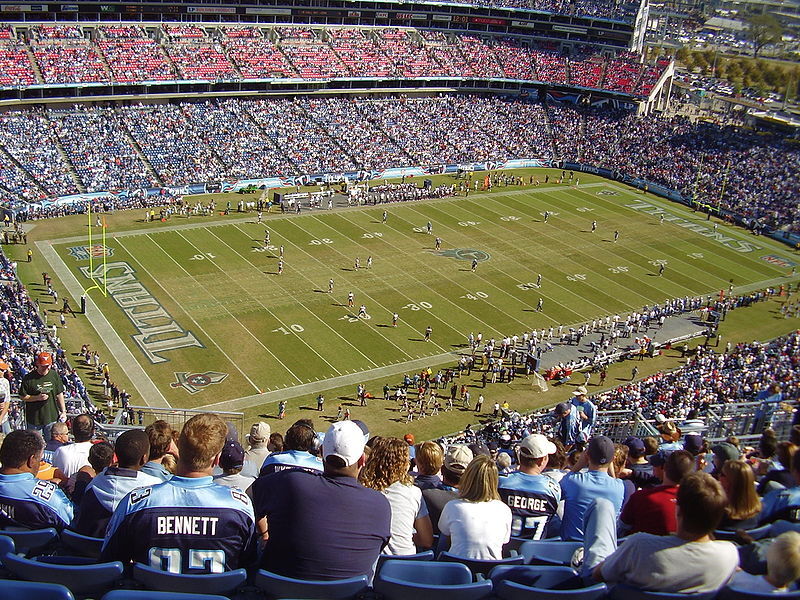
[[101, 475, 255, 573]]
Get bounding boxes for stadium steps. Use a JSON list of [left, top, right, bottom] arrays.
[[24, 45, 44, 84], [118, 120, 163, 187], [95, 44, 116, 81], [0, 143, 53, 197], [47, 123, 87, 194]]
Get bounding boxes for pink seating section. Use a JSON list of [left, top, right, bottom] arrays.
[[0, 24, 670, 96]]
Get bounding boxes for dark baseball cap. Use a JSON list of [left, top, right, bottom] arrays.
[[587, 436, 615, 465], [219, 439, 245, 470], [623, 436, 646, 457], [648, 449, 673, 467], [712, 442, 740, 464], [684, 434, 704, 455], [555, 402, 571, 415]]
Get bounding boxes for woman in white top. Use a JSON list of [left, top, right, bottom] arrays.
[[360, 437, 434, 555], [438, 454, 512, 559]]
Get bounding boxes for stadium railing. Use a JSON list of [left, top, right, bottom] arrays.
[[124, 405, 245, 442]]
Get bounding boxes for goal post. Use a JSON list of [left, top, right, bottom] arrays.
[[83, 201, 109, 298]]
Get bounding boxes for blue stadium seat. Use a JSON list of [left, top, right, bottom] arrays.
[[132, 563, 247, 596], [769, 520, 800, 537], [377, 549, 435, 569], [375, 559, 492, 600], [254, 569, 369, 599], [60, 529, 103, 559], [489, 565, 579, 589], [2, 552, 123, 597], [102, 591, 230, 600], [502, 536, 529, 556], [437, 550, 524, 577], [519, 540, 583, 566], [0, 534, 14, 566], [718, 587, 800, 599], [0, 580, 75, 600], [497, 579, 608, 599], [0, 528, 58, 555], [609, 583, 719, 599], [713, 524, 772, 542]]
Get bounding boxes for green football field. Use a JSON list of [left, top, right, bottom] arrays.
[[36, 177, 798, 420]]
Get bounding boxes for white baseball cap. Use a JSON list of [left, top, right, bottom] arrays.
[[518, 434, 557, 459], [322, 421, 365, 467]]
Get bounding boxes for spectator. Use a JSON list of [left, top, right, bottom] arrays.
[[718, 459, 761, 531], [554, 402, 579, 448], [560, 435, 624, 541], [571, 386, 596, 441], [267, 432, 284, 453], [63, 440, 114, 504], [498, 433, 561, 539], [213, 437, 255, 496], [253, 420, 391, 580], [52, 413, 95, 478], [241, 421, 270, 478], [592, 472, 739, 594], [73, 429, 160, 537], [622, 436, 658, 489], [43, 421, 69, 464], [620, 449, 694, 535], [259, 419, 323, 475], [728, 531, 800, 593], [0, 360, 10, 434], [496, 452, 513, 474], [658, 422, 683, 451], [542, 438, 569, 484], [19, 351, 66, 439], [759, 448, 800, 525], [0, 429, 73, 530], [423, 444, 472, 535], [102, 413, 255, 573], [438, 454, 512, 559], [141, 420, 177, 482], [413, 440, 443, 490], [360, 436, 433, 555], [758, 441, 797, 495], [711, 442, 740, 477]]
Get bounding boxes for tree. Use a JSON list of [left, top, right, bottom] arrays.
[[746, 14, 783, 58]]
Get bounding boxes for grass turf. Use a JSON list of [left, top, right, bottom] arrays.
[[11, 169, 800, 439]]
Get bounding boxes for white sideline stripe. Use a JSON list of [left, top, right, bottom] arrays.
[[36, 240, 171, 409], [197, 350, 461, 412]]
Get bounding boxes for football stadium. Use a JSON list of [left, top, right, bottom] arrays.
[[0, 0, 799, 596]]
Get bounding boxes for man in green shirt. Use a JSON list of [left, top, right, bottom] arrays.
[[19, 352, 65, 440]]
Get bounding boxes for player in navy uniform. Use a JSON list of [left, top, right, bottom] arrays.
[[101, 414, 255, 573], [0, 430, 73, 530], [498, 434, 561, 539]]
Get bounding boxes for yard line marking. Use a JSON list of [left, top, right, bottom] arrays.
[[133, 234, 287, 391], [323, 211, 521, 334], [173, 230, 343, 377], [277, 219, 441, 356], [210, 225, 378, 369], [35, 240, 171, 409]]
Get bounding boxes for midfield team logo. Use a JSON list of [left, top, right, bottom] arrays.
[[438, 248, 491, 262], [67, 245, 114, 261], [171, 371, 229, 394]]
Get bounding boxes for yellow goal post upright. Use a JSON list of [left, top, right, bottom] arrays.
[[83, 200, 109, 298]]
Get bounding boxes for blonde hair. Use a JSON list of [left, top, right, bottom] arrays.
[[177, 413, 227, 472], [161, 453, 177, 474], [767, 531, 800, 588], [415, 441, 443, 476], [459, 455, 500, 503], [721, 460, 762, 520], [360, 437, 413, 491]]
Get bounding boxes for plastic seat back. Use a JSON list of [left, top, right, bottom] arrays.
[[610, 583, 719, 599], [0, 580, 75, 600], [498, 579, 608, 599], [520, 540, 583, 566], [3, 552, 123, 597], [717, 587, 800, 600], [0, 533, 14, 566], [133, 563, 247, 596], [102, 591, 230, 600], [0, 527, 58, 555], [254, 569, 369, 600], [61, 529, 103, 559], [489, 564, 579, 589], [379, 559, 472, 585], [377, 549, 434, 569], [437, 550, 525, 577]]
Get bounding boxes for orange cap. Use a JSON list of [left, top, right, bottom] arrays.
[[0, 361, 8, 370], [35, 352, 53, 366]]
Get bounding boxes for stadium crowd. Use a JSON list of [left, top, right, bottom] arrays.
[[0, 94, 796, 236]]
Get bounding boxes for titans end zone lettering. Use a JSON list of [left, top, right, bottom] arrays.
[[80, 262, 203, 363], [625, 201, 761, 253]]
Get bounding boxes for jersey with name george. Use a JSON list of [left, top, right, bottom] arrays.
[[101, 476, 255, 573], [498, 471, 561, 539]]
